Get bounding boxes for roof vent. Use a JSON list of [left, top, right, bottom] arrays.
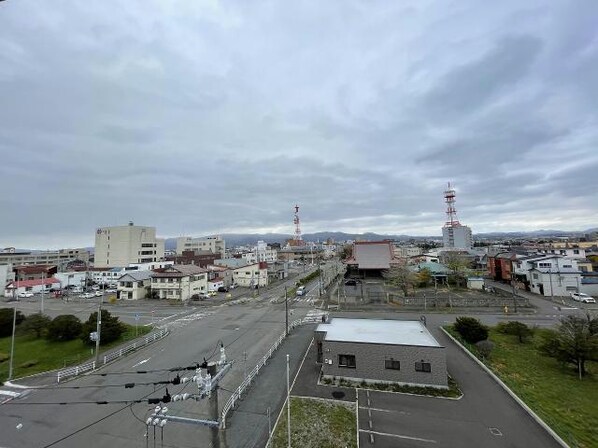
[[129, 221, 134, 226]]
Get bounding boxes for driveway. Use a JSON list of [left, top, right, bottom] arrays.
[[356, 326, 562, 448]]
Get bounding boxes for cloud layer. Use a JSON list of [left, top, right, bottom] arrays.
[[1, 0, 598, 248]]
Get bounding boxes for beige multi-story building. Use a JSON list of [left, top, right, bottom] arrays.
[[175, 236, 225, 256], [0, 247, 89, 267], [150, 265, 209, 301], [94, 222, 165, 268]]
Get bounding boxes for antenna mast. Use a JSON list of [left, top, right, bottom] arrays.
[[444, 182, 461, 227]]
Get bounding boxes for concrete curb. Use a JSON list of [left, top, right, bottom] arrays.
[[440, 327, 570, 448]]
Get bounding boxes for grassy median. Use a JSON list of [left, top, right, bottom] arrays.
[[0, 324, 151, 381], [271, 397, 356, 448], [446, 326, 598, 448]]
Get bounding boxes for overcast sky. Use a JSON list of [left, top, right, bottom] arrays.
[[2, 0, 598, 249]]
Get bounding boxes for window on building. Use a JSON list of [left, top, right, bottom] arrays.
[[563, 265, 572, 268], [538, 263, 551, 268], [338, 354, 356, 368], [415, 361, 431, 373], [384, 358, 400, 370], [574, 250, 580, 254], [533, 273, 539, 279]]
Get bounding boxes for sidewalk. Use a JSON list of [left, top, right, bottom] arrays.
[[224, 324, 316, 448]]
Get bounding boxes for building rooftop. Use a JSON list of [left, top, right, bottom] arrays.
[[346, 241, 397, 270], [316, 318, 442, 347], [214, 258, 255, 269], [119, 271, 153, 282]]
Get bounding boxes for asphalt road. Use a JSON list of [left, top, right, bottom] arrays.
[[0, 270, 326, 448]]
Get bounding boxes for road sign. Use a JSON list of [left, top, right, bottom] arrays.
[[89, 331, 98, 341]]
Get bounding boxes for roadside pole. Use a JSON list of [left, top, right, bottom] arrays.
[[94, 300, 102, 367], [285, 286, 289, 337], [286, 354, 291, 448], [41, 286, 45, 314], [8, 306, 17, 380]]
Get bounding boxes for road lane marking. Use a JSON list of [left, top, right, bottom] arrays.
[[132, 358, 151, 367], [360, 430, 437, 444]]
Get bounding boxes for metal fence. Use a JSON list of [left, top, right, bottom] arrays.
[[56, 328, 169, 383], [220, 315, 324, 429]]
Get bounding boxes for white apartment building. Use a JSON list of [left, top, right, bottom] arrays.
[[150, 265, 209, 301], [242, 241, 278, 264], [537, 247, 586, 259], [514, 255, 581, 297], [176, 236, 225, 256], [442, 225, 473, 250], [94, 222, 165, 268]]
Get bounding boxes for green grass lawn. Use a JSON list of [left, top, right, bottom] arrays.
[[446, 326, 598, 448], [0, 324, 151, 382], [271, 397, 356, 448]]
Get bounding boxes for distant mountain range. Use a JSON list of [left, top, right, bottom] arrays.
[[163, 227, 598, 249]]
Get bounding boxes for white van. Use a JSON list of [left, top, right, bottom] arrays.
[[296, 286, 306, 296]]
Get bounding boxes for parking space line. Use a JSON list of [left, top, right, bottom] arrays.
[[360, 430, 437, 444]]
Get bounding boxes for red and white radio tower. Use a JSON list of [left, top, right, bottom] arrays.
[[293, 204, 303, 243], [444, 182, 461, 227]]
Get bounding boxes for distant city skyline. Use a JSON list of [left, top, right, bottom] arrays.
[[2, 1, 597, 249]]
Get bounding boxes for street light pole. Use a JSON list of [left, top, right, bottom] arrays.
[[8, 305, 17, 380]]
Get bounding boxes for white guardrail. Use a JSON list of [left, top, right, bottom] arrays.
[[220, 315, 325, 429], [56, 328, 169, 383]]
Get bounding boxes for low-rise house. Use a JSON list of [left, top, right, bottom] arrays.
[[514, 255, 581, 297], [5, 278, 61, 297], [213, 259, 268, 287], [151, 265, 209, 301], [408, 262, 451, 283], [315, 318, 447, 388], [117, 271, 153, 300]]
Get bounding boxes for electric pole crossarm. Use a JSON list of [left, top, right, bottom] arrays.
[[149, 414, 219, 428]]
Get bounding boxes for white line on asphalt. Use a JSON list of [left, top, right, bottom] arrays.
[[0, 390, 21, 398], [132, 358, 150, 368], [360, 430, 437, 444], [360, 407, 409, 415], [3, 381, 30, 390]]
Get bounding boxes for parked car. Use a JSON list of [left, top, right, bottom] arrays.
[[80, 292, 94, 299], [218, 286, 229, 293], [570, 292, 596, 303], [105, 288, 117, 294], [18, 291, 34, 298], [207, 291, 217, 297], [94, 290, 103, 297]]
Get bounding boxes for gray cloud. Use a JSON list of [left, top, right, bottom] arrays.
[[1, 0, 597, 248]]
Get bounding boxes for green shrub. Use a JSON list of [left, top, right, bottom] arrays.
[[0, 352, 9, 363], [454, 317, 489, 343], [497, 321, 533, 343], [0, 309, 25, 337], [47, 315, 82, 341]]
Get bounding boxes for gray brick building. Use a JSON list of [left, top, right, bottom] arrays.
[[315, 318, 447, 388]]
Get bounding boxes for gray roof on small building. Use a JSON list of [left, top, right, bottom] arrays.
[[316, 318, 442, 347], [118, 271, 153, 281], [214, 258, 254, 269]]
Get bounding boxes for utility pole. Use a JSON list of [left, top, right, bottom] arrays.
[[286, 354, 291, 448], [8, 305, 17, 380], [285, 286, 289, 337], [511, 275, 518, 313], [95, 300, 102, 367]]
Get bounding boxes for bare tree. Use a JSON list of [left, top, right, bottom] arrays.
[[383, 266, 416, 296]]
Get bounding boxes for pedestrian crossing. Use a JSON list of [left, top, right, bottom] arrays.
[[159, 311, 214, 330]]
